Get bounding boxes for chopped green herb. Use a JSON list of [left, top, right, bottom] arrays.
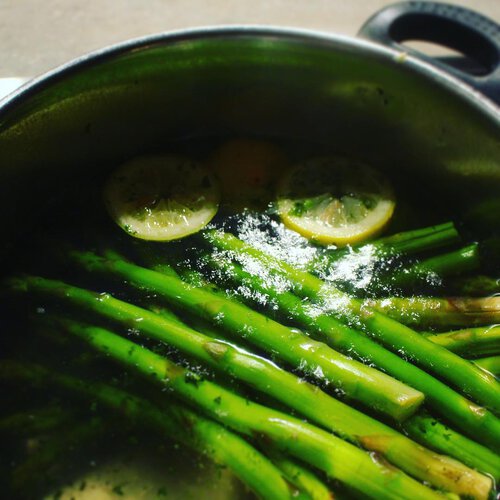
[[112, 483, 126, 496]]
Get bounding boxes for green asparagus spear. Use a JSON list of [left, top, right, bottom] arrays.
[[0, 360, 296, 500], [305, 224, 461, 296], [474, 356, 500, 377], [201, 243, 500, 449], [16, 413, 314, 500], [168, 261, 500, 478], [375, 222, 460, 254], [318, 222, 460, 265], [268, 454, 334, 500], [450, 275, 500, 296], [422, 325, 500, 358], [0, 406, 74, 437], [61, 254, 425, 422], [206, 230, 500, 416], [44, 320, 446, 500], [364, 296, 500, 329], [154, 298, 500, 486], [12, 276, 480, 493], [403, 413, 500, 483], [51, 293, 496, 495], [390, 244, 480, 289]]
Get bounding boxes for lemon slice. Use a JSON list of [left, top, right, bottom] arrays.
[[104, 155, 220, 241], [277, 157, 395, 245]]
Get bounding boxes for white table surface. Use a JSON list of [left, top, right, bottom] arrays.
[[1, 0, 499, 80]]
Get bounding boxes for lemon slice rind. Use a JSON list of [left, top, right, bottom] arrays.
[[277, 157, 395, 246], [104, 155, 220, 241]]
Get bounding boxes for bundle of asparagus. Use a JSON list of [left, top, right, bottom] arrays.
[[2, 221, 500, 499]]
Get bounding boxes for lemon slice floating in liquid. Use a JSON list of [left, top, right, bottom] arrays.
[[104, 155, 220, 241], [277, 156, 395, 245]]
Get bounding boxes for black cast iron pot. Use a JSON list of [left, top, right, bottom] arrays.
[[0, 2, 499, 254], [0, 2, 498, 495]]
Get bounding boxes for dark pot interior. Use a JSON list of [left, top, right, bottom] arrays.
[[0, 28, 499, 498], [0, 29, 499, 252]]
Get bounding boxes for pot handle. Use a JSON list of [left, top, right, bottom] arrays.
[[358, 1, 500, 104]]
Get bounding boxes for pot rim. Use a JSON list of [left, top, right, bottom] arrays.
[[1, 25, 499, 126]]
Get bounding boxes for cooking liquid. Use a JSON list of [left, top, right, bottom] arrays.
[[1, 136, 496, 499]]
